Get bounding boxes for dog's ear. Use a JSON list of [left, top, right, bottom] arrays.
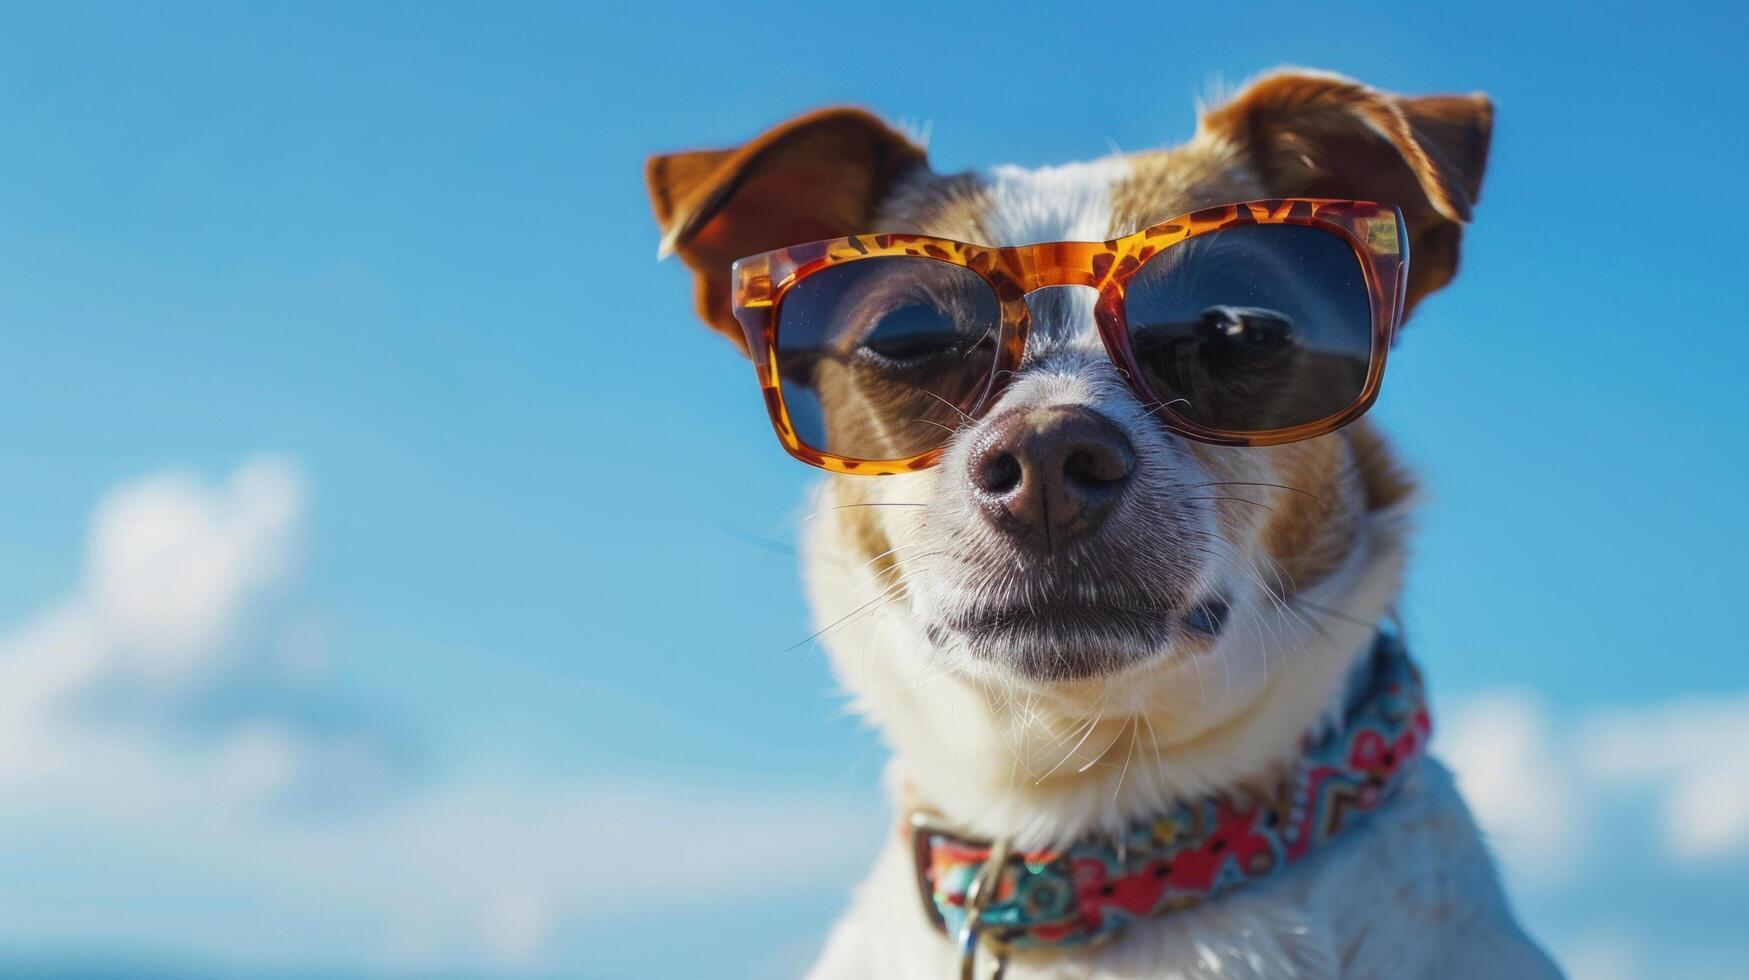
[[1200, 71, 1492, 317], [646, 108, 928, 352]]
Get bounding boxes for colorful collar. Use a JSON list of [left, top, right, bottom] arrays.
[[909, 630, 1429, 961]]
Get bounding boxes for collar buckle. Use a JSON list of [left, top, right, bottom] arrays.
[[909, 810, 1013, 980]]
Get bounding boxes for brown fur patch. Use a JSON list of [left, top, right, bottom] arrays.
[[1345, 418, 1415, 513], [1258, 436, 1358, 591], [1107, 138, 1264, 238], [876, 170, 994, 241], [1251, 422, 1413, 592]]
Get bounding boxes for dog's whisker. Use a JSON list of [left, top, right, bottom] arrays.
[[1137, 397, 1192, 421], [1112, 718, 1140, 803], [1183, 480, 1328, 503], [918, 389, 976, 425], [1035, 699, 1109, 783], [1181, 495, 1277, 513], [906, 416, 961, 436], [790, 557, 939, 653], [1288, 596, 1377, 631], [800, 501, 928, 524], [1078, 715, 1133, 774], [717, 524, 796, 556]]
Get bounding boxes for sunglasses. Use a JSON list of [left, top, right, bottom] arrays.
[[729, 199, 1408, 475]]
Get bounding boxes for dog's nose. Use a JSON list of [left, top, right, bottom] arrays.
[[967, 405, 1136, 552]]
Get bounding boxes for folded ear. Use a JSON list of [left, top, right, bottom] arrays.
[[1200, 71, 1492, 317], [645, 108, 928, 352]]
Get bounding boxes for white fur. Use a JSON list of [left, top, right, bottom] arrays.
[[798, 160, 1560, 978], [982, 158, 1132, 246]]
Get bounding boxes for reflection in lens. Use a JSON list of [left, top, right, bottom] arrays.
[[775, 255, 1002, 461], [1122, 224, 1373, 434]]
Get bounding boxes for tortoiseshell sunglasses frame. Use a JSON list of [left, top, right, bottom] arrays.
[[730, 198, 1409, 476]]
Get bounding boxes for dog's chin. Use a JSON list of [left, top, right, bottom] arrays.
[[928, 596, 1231, 683]]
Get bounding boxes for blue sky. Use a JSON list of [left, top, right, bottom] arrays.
[[0, 2, 1745, 977]]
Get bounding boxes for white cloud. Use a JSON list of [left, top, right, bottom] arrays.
[[215, 719, 306, 801], [0, 457, 304, 782], [86, 457, 303, 675], [1441, 690, 1585, 885], [1577, 693, 1749, 862], [1560, 931, 1642, 980], [0, 457, 303, 708], [1444, 685, 1749, 892], [0, 459, 877, 974]]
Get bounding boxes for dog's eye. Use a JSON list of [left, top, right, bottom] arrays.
[[856, 302, 972, 366]]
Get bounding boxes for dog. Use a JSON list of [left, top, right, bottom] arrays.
[[647, 69, 1562, 979]]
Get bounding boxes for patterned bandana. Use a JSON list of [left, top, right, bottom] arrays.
[[912, 630, 1429, 953]]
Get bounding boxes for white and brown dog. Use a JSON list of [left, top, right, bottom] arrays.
[[648, 70, 1561, 979]]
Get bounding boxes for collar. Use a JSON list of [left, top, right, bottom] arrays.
[[908, 629, 1429, 961]]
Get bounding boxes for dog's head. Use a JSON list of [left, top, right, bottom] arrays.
[[648, 71, 1490, 819]]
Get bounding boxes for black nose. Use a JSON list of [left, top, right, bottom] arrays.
[[967, 405, 1136, 552]]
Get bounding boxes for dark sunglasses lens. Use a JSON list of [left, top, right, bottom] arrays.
[[1121, 224, 1374, 435], [775, 255, 1002, 461]]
